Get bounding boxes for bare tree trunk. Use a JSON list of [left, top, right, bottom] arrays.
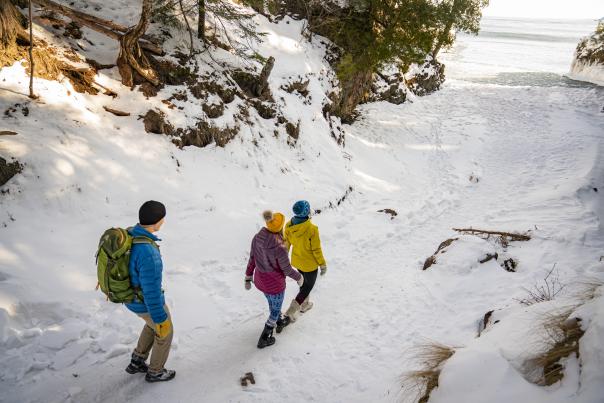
[[27, 0, 36, 98], [334, 69, 373, 123], [116, 0, 158, 88], [197, 0, 205, 41], [257, 56, 274, 94], [179, 0, 194, 56], [432, 20, 453, 59]]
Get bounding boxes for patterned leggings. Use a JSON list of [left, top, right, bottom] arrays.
[[264, 292, 285, 328]]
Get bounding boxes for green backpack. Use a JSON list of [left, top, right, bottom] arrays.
[[95, 228, 157, 303]]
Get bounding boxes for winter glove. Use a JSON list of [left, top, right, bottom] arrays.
[[297, 276, 304, 287], [245, 276, 253, 290], [155, 318, 172, 339], [320, 265, 327, 276]]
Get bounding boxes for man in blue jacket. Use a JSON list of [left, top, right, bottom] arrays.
[[125, 200, 175, 382]]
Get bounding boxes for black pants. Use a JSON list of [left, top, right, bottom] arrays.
[[295, 269, 318, 304]]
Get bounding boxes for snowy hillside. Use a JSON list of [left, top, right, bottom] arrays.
[[1, 4, 604, 403]]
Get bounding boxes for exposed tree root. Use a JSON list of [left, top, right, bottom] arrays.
[[116, 0, 159, 88]]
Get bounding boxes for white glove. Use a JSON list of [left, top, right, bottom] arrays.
[[245, 276, 252, 290], [297, 276, 304, 287], [320, 265, 327, 276]]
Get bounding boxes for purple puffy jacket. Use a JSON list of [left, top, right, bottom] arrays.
[[246, 228, 302, 294]]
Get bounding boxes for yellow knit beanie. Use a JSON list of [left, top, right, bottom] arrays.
[[263, 210, 285, 233]]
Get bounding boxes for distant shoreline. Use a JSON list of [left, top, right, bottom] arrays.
[[481, 15, 601, 23]]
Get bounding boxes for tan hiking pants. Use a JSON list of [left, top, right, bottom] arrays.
[[134, 305, 173, 373]]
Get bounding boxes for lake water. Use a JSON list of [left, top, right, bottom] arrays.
[[443, 17, 602, 88]]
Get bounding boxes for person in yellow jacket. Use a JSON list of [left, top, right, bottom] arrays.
[[283, 200, 327, 322]]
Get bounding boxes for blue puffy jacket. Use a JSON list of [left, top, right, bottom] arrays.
[[125, 224, 167, 324]]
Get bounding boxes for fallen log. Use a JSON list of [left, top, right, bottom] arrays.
[[31, 0, 164, 55], [452, 228, 531, 241], [0, 131, 18, 136], [103, 106, 130, 116]]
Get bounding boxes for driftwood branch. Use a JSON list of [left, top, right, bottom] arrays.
[[103, 106, 130, 116], [0, 131, 18, 136], [93, 81, 117, 97], [452, 228, 531, 241], [31, 0, 164, 55]]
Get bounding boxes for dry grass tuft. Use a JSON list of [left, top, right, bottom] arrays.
[[521, 277, 601, 386], [571, 277, 604, 303], [400, 342, 456, 403], [524, 308, 584, 386]]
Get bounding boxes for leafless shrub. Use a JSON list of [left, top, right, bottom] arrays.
[[517, 264, 565, 306], [400, 342, 456, 403]]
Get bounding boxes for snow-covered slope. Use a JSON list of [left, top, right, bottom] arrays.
[[1, 8, 604, 403]]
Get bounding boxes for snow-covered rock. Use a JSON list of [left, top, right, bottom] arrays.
[[568, 22, 604, 86], [405, 57, 446, 96], [431, 282, 604, 403]]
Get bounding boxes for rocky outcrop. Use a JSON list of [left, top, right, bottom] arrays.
[[142, 109, 174, 135], [406, 57, 446, 97], [569, 21, 604, 86], [368, 66, 407, 105], [368, 57, 446, 103], [0, 157, 23, 187]]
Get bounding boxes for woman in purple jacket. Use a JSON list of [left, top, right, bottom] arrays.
[[245, 210, 303, 348]]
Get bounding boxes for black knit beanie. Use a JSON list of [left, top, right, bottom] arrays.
[[139, 200, 166, 225]]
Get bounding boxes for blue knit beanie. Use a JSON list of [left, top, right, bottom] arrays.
[[292, 200, 311, 218]]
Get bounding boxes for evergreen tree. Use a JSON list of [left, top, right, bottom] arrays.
[[432, 0, 489, 57], [298, 0, 442, 121]]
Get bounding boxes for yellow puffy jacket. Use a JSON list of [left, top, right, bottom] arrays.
[[284, 219, 326, 272]]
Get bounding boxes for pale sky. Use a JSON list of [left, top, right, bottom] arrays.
[[483, 0, 604, 19]]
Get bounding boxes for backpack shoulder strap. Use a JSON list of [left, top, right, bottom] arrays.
[[132, 236, 159, 249]]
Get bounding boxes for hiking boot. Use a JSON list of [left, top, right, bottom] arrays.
[[257, 324, 276, 349], [125, 353, 148, 374], [145, 368, 176, 383], [275, 315, 290, 334], [300, 298, 314, 313], [284, 299, 301, 322]]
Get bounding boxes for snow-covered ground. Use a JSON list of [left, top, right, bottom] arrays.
[[1, 11, 604, 403]]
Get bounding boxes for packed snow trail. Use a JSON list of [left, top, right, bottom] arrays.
[[3, 78, 603, 403], [1, 15, 604, 403]]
